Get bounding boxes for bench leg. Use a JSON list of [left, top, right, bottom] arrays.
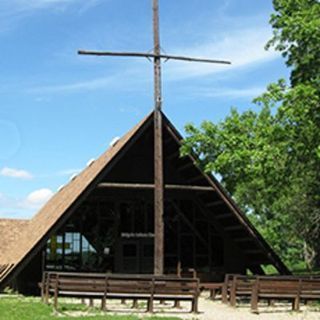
[[44, 290, 50, 305], [210, 288, 217, 300], [53, 290, 58, 310], [121, 299, 126, 304], [293, 297, 300, 311], [89, 299, 94, 307], [230, 291, 236, 307], [174, 300, 181, 308], [147, 298, 154, 313], [132, 299, 138, 309], [250, 294, 259, 314], [250, 281, 259, 314], [267, 299, 275, 307], [191, 298, 199, 313], [101, 297, 107, 311], [221, 285, 228, 304]]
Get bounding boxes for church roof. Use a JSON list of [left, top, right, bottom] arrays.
[[0, 219, 29, 261], [0, 111, 289, 288]]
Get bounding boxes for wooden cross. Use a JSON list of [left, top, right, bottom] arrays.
[[78, 0, 230, 275]]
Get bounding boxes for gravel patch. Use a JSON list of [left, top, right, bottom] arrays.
[[68, 292, 320, 320]]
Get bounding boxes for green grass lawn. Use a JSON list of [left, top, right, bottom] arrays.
[[0, 295, 182, 320]]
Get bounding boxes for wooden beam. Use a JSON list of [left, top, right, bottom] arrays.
[[78, 50, 231, 65], [177, 161, 194, 172], [214, 212, 232, 219], [193, 198, 226, 239], [97, 182, 214, 192], [224, 225, 243, 231], [188, 175, 204, 183], [98, 182, 154, 189], [245, 249, 263, 255], [167, 184, 214, 192], [206, 200, 224, 208], [171, 202, 208, 248], [234, 237, 253, 243], [167, 150, 180, 161]]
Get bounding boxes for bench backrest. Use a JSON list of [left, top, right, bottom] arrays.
[[43, 272, 199, 296], [256, 278, 300, 295], [253, 277, 320, 297], [232, 275, 257, 294], [300, 279, 320, 297]]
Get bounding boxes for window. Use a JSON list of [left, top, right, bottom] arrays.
[[46, 232, 96, 271]]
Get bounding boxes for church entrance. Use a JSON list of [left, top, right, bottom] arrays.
[[116, 237, 154, 274]]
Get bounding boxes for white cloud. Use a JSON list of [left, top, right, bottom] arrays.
[[0, 0, 103, 28], [28, 75, 115, 94], [165, 27, 279, 81], [0, 188, 54, 219], [0, 167, 33, 179], [15, 0, 76, 9], [191, 86, 266, 99], [25, 188, 54, 207], [8, 0, 99, 11]]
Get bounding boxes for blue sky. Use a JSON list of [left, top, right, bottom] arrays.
[[0, 0, 290, 219]]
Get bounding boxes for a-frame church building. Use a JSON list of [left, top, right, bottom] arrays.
[[0, 111, 289, 294]]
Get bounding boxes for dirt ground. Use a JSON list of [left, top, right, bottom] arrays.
[[68, 292, 320, 320]]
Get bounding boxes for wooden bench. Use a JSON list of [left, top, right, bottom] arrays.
[[251, 276, 320, 313], [229, 274, 257, 307], [221, 274, 238, 304], [200, 282, 224, 300], [42, 272, 200, 313]]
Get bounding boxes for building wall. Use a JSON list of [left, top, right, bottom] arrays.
[[14, 251, 43, 295]]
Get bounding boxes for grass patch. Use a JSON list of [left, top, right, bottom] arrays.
[[0, 295, 182, 320]]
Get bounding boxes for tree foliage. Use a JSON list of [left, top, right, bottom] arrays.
[[181, 0, 320, 270]]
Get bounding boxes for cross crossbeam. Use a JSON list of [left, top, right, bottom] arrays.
[[78, 50, 231, 65]]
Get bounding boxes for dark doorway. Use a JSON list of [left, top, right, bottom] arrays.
[[116, 238, 154, 273]]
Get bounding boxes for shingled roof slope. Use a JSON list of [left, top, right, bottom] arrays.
[[0, 219, 29, 262], [0, 112, 152, 287]]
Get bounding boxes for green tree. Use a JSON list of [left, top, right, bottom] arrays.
[[181, 0, 320, 270]]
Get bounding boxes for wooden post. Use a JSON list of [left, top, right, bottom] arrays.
[[53, 274, 59, 310], [41, 250, 46, 301], [147, 277, 155, 313], [174, 261, 181, 308], [191, 278, 200, 313], [210, 288, 217, 300], [250, 278, 259, 314], [101, 276, 108, 311], [153, 0, 164, 276], [221, 274, 229, 304], [45, 273, 50, 304], [230, 276, 237, 307], [293, 279, 301, 311], [40, 272, 45, 302]]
